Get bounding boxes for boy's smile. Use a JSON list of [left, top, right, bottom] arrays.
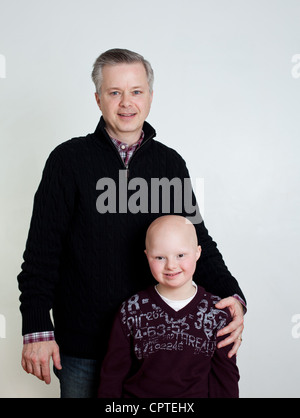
[[164, 271, 182, 278]]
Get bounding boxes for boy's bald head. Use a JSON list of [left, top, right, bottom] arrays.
[[145, 215, 198, 251]]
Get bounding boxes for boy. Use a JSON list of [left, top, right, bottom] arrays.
[[98, 215, 239, 398]]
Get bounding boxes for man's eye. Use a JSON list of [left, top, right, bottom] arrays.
[[133, 90, 142, 95], [110, 91, 120, 96]]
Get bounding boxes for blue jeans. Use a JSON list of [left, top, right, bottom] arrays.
[[54, 354, 100, 398]]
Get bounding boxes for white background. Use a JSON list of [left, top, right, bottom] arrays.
[[0, 0, 299, 398]]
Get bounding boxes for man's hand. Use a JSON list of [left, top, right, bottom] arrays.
[[21, 340, 62, 384], [215, 296, 244, 358]]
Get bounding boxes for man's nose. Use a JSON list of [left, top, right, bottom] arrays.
[[119, 92, 131, 107]]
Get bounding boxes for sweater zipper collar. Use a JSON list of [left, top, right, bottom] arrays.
[[101, 125, 156, 179]]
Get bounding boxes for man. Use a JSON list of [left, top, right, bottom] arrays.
[[18, 49, 245, 398]]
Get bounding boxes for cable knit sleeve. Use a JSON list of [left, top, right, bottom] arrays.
[[17, 144, 76, 335], [171, 150, 246, 304]]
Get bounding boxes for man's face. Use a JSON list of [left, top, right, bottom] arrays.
[[95, 62, 153, 144]]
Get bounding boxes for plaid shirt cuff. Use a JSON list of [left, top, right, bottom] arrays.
[[23, 331, 55, 344]]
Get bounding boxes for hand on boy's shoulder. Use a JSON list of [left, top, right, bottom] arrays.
[[215, 296, 244, 358]]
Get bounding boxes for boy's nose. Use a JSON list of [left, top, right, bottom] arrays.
[[166, 258, 177, 270]]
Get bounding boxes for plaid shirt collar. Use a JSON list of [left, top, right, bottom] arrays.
[[109, 131, 144, 167]]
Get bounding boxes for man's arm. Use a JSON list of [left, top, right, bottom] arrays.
[[193, 219, 245, 356], [175, 156, 246, 354], [18, 145, 75, 381], [172, 154, 246, 304], [193, 220, 246, 303]]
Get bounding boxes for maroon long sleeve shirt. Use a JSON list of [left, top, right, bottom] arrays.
[[98, 285, 239, 398]]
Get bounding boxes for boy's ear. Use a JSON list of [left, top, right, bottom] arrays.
[[196, 245, 201, 260], [144, 249, 147, 256]]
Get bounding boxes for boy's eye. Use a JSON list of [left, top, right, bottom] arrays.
[[155, 256, 164, 260], [178, 254, 184, 258]]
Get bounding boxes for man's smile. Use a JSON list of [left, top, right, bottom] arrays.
[[118, 113, 136, 117]]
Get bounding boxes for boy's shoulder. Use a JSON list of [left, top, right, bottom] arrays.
[[118, 287, 155, 328], [120, 286, 230, 319], [120, 287, 154, 312], [198, 286, 222, 307], [196, 286, 232, 326]]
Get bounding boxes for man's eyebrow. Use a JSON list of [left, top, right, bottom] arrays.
[[106, 85, 144, 91]]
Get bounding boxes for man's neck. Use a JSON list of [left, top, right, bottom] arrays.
[[105, 128, 142, 146]]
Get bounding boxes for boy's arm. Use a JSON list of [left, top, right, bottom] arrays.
[[98, 314, 132, 398], [208, 330, 240, 397]]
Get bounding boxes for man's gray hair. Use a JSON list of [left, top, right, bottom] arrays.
[[91, 48, 154, 95]]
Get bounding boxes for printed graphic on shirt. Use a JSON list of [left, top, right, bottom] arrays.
[[120, 293, 228, 359]]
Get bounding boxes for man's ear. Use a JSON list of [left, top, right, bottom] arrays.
[[95, 92, 101, 110]]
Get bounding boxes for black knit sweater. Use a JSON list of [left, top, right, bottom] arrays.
[[18, 117, 246, 360]]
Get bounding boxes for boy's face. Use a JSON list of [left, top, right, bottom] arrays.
[[145, 217, 201, 296]]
